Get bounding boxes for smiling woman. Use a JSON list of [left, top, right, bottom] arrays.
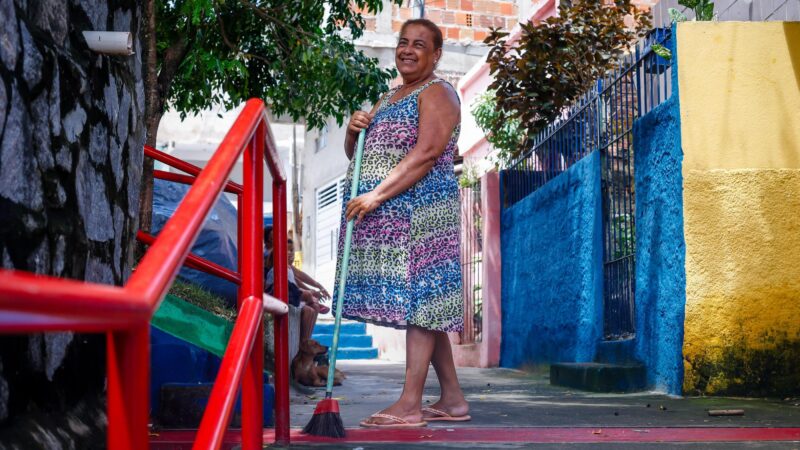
[[334, 18, 470, 429]]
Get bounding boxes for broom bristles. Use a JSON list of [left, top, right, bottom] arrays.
[[303, 398, 345, 438]]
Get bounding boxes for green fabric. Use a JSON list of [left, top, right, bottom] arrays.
[[152, 294, 234, 357]]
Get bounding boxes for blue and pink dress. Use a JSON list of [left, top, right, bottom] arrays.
[[335, 78, 464, 332]]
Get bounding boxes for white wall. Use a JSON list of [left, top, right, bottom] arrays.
[[156, 105, 303, 218]]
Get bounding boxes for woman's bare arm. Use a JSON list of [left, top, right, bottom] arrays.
[[293, 267, 330, 298], [344, 95, 387, 159], [346, 83, 460, 222]]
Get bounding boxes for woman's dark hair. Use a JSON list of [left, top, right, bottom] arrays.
[[400, 18, 443, 50]]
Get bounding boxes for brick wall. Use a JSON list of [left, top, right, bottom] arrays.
[[359, 1, 683, 46], [361, 0, 519, 44]]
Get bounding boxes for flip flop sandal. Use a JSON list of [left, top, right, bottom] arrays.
[[359, 413, 428, 428], [422, 406, 472, 422]]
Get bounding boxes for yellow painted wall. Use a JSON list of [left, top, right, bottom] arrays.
[[678, 22, 800, 396], [679, 22, 800, 171]]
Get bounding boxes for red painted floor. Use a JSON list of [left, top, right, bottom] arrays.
[[150, 426, 800, 447]]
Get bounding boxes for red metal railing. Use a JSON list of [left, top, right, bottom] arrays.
[[0, 99, 291, 448]]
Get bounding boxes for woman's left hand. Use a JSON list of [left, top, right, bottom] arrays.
[[346, 191, 382, 224]]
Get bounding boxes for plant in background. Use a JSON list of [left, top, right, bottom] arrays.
[[678, 0, 715, 21], [611, 213, 636, 259], [471, 90, 525, 169], [483, 0, 651, 165], [458, 162, 481, 189], [652, 0, 715, 59], [651, 43, 672, 60]]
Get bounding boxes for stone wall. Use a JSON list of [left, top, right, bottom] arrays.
[[632, 94, 686, 396], [499, 151, 604, 367], [0, 0, 144, 446]]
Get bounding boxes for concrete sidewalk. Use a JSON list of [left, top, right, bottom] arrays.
[[279, 360, 800, 449]]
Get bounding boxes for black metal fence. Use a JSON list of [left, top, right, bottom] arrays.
[[500, 28, 674, 340], [460, 182, 483, 344]]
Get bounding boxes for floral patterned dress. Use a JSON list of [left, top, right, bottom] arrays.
[[335, 78, 463, 332]]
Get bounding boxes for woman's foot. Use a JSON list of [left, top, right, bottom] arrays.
[[360, 401, 424, 426], [422, 399, 470, 421]]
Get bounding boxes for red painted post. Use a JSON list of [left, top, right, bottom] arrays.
[[240, 130, 265, 450], [272, 176, 290, 445], [106, 325, 149, 450]]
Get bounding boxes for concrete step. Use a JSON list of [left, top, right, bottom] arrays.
[[314, 321, 366, 335], [312, 333, 373, 348], [550, 362, 646, 393], [336, 347, 379, 360]]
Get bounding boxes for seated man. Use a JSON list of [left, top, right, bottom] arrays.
[[264, 238, 328, 343], [264, 226, 331, 302]]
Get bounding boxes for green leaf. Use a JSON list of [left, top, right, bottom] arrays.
[[668, 8, 688, 23], [651, 44, 672, 60]]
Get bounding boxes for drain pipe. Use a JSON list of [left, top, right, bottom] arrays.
[[83, 31, 134, 55]]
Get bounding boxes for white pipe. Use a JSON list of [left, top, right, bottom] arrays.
[[263, 293, 289, 316], [82, 31, 133, 56]]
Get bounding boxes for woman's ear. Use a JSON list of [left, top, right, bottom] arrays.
[[434, 48, 443, 67]]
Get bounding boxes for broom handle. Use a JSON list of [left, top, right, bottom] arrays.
[[326, 129, 366, 396]]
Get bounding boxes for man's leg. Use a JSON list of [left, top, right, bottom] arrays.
[[300, 304, 318, 343]]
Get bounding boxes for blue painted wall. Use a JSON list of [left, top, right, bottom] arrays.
[[632, 94, 686, 395], [500, 151, 604, 367]]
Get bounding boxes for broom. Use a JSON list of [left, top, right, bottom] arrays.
[[303, 128, 367, 438]]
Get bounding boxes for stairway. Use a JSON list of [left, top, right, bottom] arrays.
[[312, 321, 378, 360], [549, 339, 646, 393]]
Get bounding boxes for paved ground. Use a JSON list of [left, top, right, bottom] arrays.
[[152, 360, 800, 449], [278, 360, 800, 449], [269, 443, 800, 449], [291, 361, 800, 429]]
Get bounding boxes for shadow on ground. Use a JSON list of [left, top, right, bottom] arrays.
[[291, 361, 800, 430]]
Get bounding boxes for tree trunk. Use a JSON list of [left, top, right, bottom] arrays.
[[139, 0, 188, 239], [139, 0, 159, 236]]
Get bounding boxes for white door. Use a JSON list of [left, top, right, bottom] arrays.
[[315, 177, 346, 294]]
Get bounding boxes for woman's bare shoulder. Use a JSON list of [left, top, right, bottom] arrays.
[[419, 79, 460, 112]]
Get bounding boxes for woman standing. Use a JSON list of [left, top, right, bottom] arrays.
[[337, 18, 469, 428]]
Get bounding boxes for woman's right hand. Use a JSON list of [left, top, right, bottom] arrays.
[[347, 111, 373, 135]]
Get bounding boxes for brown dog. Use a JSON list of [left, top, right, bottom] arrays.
[[291, 339, 346, 387]]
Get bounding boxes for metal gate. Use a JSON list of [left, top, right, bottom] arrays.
[[460, 182, 483, 344], [500, 28, 675, 341]]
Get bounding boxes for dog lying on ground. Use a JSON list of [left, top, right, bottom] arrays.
[[291, 339, 346, 387]]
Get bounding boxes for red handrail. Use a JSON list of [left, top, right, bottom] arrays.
[[136, 231, 242, 285], [0, 98, 291, 448]]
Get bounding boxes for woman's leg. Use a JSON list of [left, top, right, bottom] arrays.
[[426, 331, 469, 417], [364, 325, 435, 424]]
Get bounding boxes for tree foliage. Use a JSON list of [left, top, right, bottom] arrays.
[[678, 0, 715, 21], [470, 90, 524, 169], [152, 0, 399, 131], [138, 0, 399, 233], [483, 0, 650, 165]]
